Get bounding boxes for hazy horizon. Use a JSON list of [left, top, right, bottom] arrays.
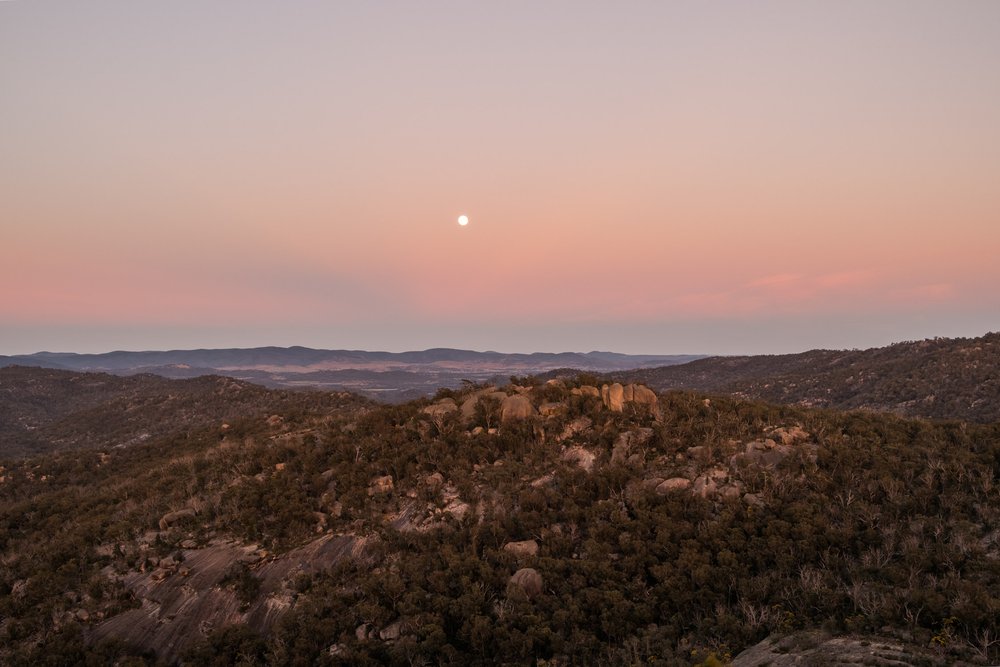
[[4, 1, 999, 357]]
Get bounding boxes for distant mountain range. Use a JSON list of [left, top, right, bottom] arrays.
[[0, 347, 703, 402], [613, 332, 1000, 423]]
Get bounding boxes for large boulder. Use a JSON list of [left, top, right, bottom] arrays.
[[422, 398, 457, 417], [502, 540, 539, 559], [601, 383, 626, 412], [655, 478, 692, 494], [500, 394, 536, 422], [507, 568, 543, 600], [460, 389, 507, 422], [572, 385, 601, 398]]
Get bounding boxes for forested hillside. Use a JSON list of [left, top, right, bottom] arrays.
[[619, 333, 1000, 423], [1, 373, 997, 665], [0, 366, 373, 458]]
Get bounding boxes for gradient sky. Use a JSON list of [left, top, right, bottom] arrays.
[[3, 1, 999, 355]]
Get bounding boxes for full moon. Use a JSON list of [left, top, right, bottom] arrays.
[[458, 215, 469, 226]]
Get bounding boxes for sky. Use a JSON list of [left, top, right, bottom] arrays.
[[2, 1, 999, 356]]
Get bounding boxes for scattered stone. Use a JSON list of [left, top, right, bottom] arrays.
[[367, 475, 394, 496], [356, 623, 372, 641], [266, 414, 283, 426], [424, 472, 445, 488]]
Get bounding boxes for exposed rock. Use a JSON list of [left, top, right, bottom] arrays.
[[530, 472, 555, 488], [601, 383, 626, 412], [443, 499, 471, 521], [500, 394, 536, 422], [630, 384, 658, 406], [507, 568, 543, 600], [356, 623, 372, 640], [379, 620, 406, 641], [424, 472, 445, 489], [572, 385, 601, 398], [655, 478, 692, 494], [561, 446, 596, 472], [641, 477, 665, 491], [732, 631, 952, 666], [692, 468, 728, 498], [367, 475, 394, 496], [766, 424, 810, 446], [266, 414, 284, 426], [503, 540, 539, 559], [158, 508, 196, 531], [743, 493, 764, 508]]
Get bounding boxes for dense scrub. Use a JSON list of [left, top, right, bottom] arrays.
[[621, 332, 1000, 423], [0, 375, 997, 665]]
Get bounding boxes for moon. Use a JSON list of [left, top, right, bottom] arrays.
[[458, 215, 469, 226]]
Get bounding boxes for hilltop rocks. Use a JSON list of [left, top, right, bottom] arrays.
[[158, 508, 196, 531], [503, 540, 539, 559], [571, 385, 601, 398], [602, 383, 626, 411], [500, 394, 536, 422], [601, 383, 661, 417], [508, 568, 543, 600]]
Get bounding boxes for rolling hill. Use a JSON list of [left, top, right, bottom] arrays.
[[615, 332, 1000, 423]]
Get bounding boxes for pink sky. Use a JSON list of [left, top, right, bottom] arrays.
[[2, 1, 999, 355]]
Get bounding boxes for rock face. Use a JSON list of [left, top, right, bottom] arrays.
[[500, 394, 536, 422], [732, 631, 952, 666], [571, 385, 601, 398], [422, 399, 457, 419], [507, 567, 543, 600], [367, 475, 394, 496], [158, 509, 196, 531], [502, 540, 539, 559]]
